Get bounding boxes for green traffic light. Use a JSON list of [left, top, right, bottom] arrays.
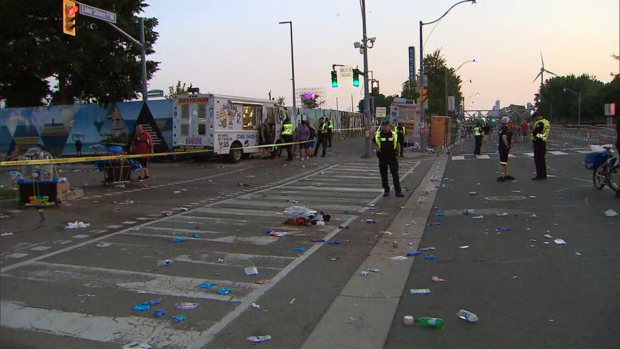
[[353, 70, 360, 87], [331, 71, 338, 88]]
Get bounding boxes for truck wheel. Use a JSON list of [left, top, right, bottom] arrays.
[[228, 142, 243, 163]]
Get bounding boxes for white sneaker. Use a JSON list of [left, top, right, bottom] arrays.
[[306, 156, 310, 160], [301, 157, 305, 161]]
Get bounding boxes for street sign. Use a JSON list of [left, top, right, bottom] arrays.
[[605, 103, 616, 116], [339, 66, 352, 78], [448, 96, 456, 112], [408, 46, 415, 81], [76, 2, 116, 23], [147, 89, 164, 97], [376, 107, 386, 117]]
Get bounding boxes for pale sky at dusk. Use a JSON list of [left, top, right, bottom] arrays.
[[142, 0, 619, 112]]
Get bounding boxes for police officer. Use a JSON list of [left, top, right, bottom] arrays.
[[327, 118, 334, 147], [473, 122, 483, 155], [497, 116, 515, 182], [314, 117, 328, 157], [281, 117, 294, 161], [373, 120, 404, 197], [531, 111, 550, 180], [396, 122, 407, 157]]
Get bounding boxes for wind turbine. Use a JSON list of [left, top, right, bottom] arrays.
[[533, 52, 558, 90]]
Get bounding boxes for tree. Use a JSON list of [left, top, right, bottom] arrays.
[[276, 96, 286, 107], [535, 74, 605, 124], [422, 49, 463, 116], [166, 81, 193, 99], [0, 0, 160, 107], [401, 79, 418, 100], [300, 94, 325, 109]]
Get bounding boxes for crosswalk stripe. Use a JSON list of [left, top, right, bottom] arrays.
[[549, 151, 568, 155], [452, 156, 465, 160], [524, 152, 535, 157], [476, 155, 491, 159]]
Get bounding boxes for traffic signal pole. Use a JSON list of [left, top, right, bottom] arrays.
[[361, 0, 372, 158], [107, 21, 147, 102]]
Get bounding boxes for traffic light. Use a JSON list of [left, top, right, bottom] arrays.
[[371, 81, 379, 96], [63, 0, 78, 36], [331, 71, 338, 88], [352, 69, 360, 87]]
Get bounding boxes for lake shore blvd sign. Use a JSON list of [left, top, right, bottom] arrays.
[[147, 89, 164, 97], [76, 2, 117, 23]]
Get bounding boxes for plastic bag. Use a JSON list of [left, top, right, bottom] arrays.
[[284, 206, 317, 219]]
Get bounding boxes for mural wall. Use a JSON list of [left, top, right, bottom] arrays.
[[0, 100, 173, 160]]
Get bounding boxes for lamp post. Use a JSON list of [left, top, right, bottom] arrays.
[[446, 59, 478, 117], [419, 0, 476, 152], [279, 21, 297, 116], [563, 87, 581, 125], [355, 0, 376, 158]]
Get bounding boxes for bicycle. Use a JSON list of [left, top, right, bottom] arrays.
[[593, 145, 619, 192]]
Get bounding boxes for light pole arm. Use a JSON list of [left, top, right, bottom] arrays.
[[422, 0, 475, 25], [455, 59, 476, 72]]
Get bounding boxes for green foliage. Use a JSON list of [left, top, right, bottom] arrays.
[[276, 96, 286, 107], [300, 94, 325, 109], [401, 79, 418, 100], [166, 81, 192, 99], [422, 49, 463, 116], [0, 0, 160, 107]]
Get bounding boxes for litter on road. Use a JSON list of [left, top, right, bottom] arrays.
[[425, 255, 436, 260], [413, 317, 444, 328], [293, 247, 306, 252], [200, 282, 216, 289], [328, 241, 342, 245], [419, 247, 436, 251], [244, 267, 259, 276], [171, 237, 187, 242], [217, 288, 231, 295], [432, 276, 446, 282], [133, 303, 150, 312], [500, 227, 511, 231], [64, 221, 89, 229], [429, 222, 442, 226], [473, 215, 484, 219], [575, 252, 582, 256], [605, 209, 618, 217], [251, 303, 261, 309], [410, 288, 431, 294], [554, 197, 565, 201], [193, 233, 199, 238], [180, 207, 189, 211], [369, 268, 380, 273], [256, 279, 269, 284], [497, 212, 509, 217], [544, 234, 554, 239], [170, 315, 186, 322], [530, 214, 538, 218], [361, 271, 369, 276], [96, 243, 111, 248], [268, 231, 289, 237], [247, 335, 272, 343], [157, 259, 173, 266], [554, 238, 567, 245], [469, 192, 477, 195], [456, 309, 479, 323], [459, 245, 470, 249], [391, 256, 408, 261], [407, 251, 421, 256], [121, 343, 151, 349], [175, 302, 198, 310], [154, 309, 166, 317], [311, 239, 326, 243]]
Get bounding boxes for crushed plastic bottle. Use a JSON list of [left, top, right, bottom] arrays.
[[456, 309, 479, 323], [175, 302, 198, 310], [157, 259, 173, 266], [171, 237, 187, 242], [414, 317, 443, 328], [154, 309, 166, 317], [170, 315, 186, 322], [247, 335, 272, 343], [464, 209, 475, 215]]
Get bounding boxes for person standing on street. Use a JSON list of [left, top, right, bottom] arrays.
[[396, 122, 407, 157], [327, 118, 334, 147], [281, 117, 295, 161], [473, 122, 483, 155], [483, 123, 491, 141], [497, 116, 515, 182], [75, 138, 83, 157], [531, 111, 550, 180], [373, 120, 404, 197], [314, 117, 328, 157], [307, 122, 317, 157], [297, 120, 310, 160], [520, 121, 529, 142], [131, 124, 154, 182]]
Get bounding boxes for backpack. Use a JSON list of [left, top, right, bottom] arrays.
[[584, 151, 608, 170], [309, 126, 317, 138]]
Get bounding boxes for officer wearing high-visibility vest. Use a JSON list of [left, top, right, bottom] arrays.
[[531, 111, 551, 180], [473, 122, 483, 155], [396, 122, 407, 157], [327, 118, 334, 147], [281, 117, 295, 161], [372, 120, 404, 197], [313, 117, 328, 157]]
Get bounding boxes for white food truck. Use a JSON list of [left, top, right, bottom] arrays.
[[172, 93, 285, 162]]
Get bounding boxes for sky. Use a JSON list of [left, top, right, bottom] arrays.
[[142, 0, 619, 112]]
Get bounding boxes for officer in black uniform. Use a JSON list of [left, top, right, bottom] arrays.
[[396, 122, 406, 157], [531, 111, 550, 180], [313, 117, 328, 157], [372, 120, 404, 197]]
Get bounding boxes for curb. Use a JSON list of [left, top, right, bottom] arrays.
[[300, 156, 448, 349]]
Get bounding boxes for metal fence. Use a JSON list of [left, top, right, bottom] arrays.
[[552, 124, 617, 145]]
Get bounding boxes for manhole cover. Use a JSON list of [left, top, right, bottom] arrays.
[[485, 195, 527, 201]]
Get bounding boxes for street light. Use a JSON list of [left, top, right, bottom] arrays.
[[279, 21, 297, 116], [419, 0, 476, 152], [456, 59, 478, 72], [355, 0, 376, 158], [449, 59, 478, 118], [563, 87, 581, 125]]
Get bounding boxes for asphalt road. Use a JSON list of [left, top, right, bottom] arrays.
[[385, 134, 620, 349], [0, 137, 435, 349]]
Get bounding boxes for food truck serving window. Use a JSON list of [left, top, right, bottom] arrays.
[[242, 106, 262, 130]]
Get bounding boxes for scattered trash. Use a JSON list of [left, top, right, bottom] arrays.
[[244, 267, 259, 276], [170, 315, 186, 322], [392, 241, 400, 248], [554, 197, 565, 201], [512, 190, 522, 193], [544, 234, 554, 239], [529, 196, 537, 198], [154, 309, 166, 317], [216, 258, 224, 263], [604, 209, 618, 217], [499, 227, 511, 231], [435, 211, 444, 217], [329, 258, 338, 262], [64, 221, 90, 229], [328, 241, 342, 245], [554, 238, 566, 245], [529, 239, 537, 242], [78, 294, 96, 297], [473, 215, 484, 219], [544, 241, 550, 245], [464, 209, 475, 215], [180, 207, 189, 211], [530, 214, 538, 218], [383, 231, 394, 236], [414, 317, 444, 328], [193, 233, 199, 238], [459, 245, 470, 249], [429, 222, 442, 226], [469, 192, 477, 195], [425, 255, 436, 260], [404, 315, 415, 325], [173, 191, 182, 194], [391, 256, 408, 261], [171, 237, 187, 242], [237, 183, 250, 187], [200, 282, 216, 289], [513, 276, 518, 279], [96, 243, 111, 248], [410, 288, 431, 294], [293, 247, 306, 252], [164, 212, 172, 216], [419, 247, 436, 251], [157, 259, 173, 266], [407, 251, 421, 256], [133, 303, 150, 312], [129, 227, 140, 231], [575, 252, 582, 256], [366, 219, 376, 224], [344, 210, 352, 214], [268, 231, 289, 237], [256, 279, 269, 285], [432, 276, 445, 282], [369, 268, 380, 273], [339, 225, 350, 229], [175, 303, 198, 310], [316, 221, 326, 226], [251, 303, 261, 309], [217, 288, 231, 295], [119, 200, 134, 205], [247, 335, 272, 343], [311, 239, 326, 243], [121, 343, 151, 349], [361, 271, 369, 276], [284, 206, 317, 219], [289, 298, 296, 305], [496, 212, 509, 217], [456, 309, 479, 323]]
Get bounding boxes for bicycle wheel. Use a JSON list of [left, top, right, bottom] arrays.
[[593, 164, 606, 190], [606, 164, 619, 192]]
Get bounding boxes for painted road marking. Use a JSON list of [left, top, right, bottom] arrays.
[[508, 154, 516, 158], [524, 152, 535, 157], [72, 234, 89, 239], [452, 156, 465, 160], [7, 253, 28, 259], [476, 155, 491, 159], [549, 151, 569, 155], [106, 225, 122, 229], [30, 246, 51, 251]]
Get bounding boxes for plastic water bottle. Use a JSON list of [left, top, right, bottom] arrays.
[[464, 209, 475, 215], [247, 335, 272, 343], [456, 309, 479, 323], [413, 317, 444, 328]]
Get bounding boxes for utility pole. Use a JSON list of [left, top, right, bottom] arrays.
[[362, 0, 372, 158], [139, 18, 147, 102]]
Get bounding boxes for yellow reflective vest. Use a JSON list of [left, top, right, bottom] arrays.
[[375, 130, 398, 149], [474, 126, 482, 136], [282, 123, 294, 136], [531, 119, 550, 142]]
